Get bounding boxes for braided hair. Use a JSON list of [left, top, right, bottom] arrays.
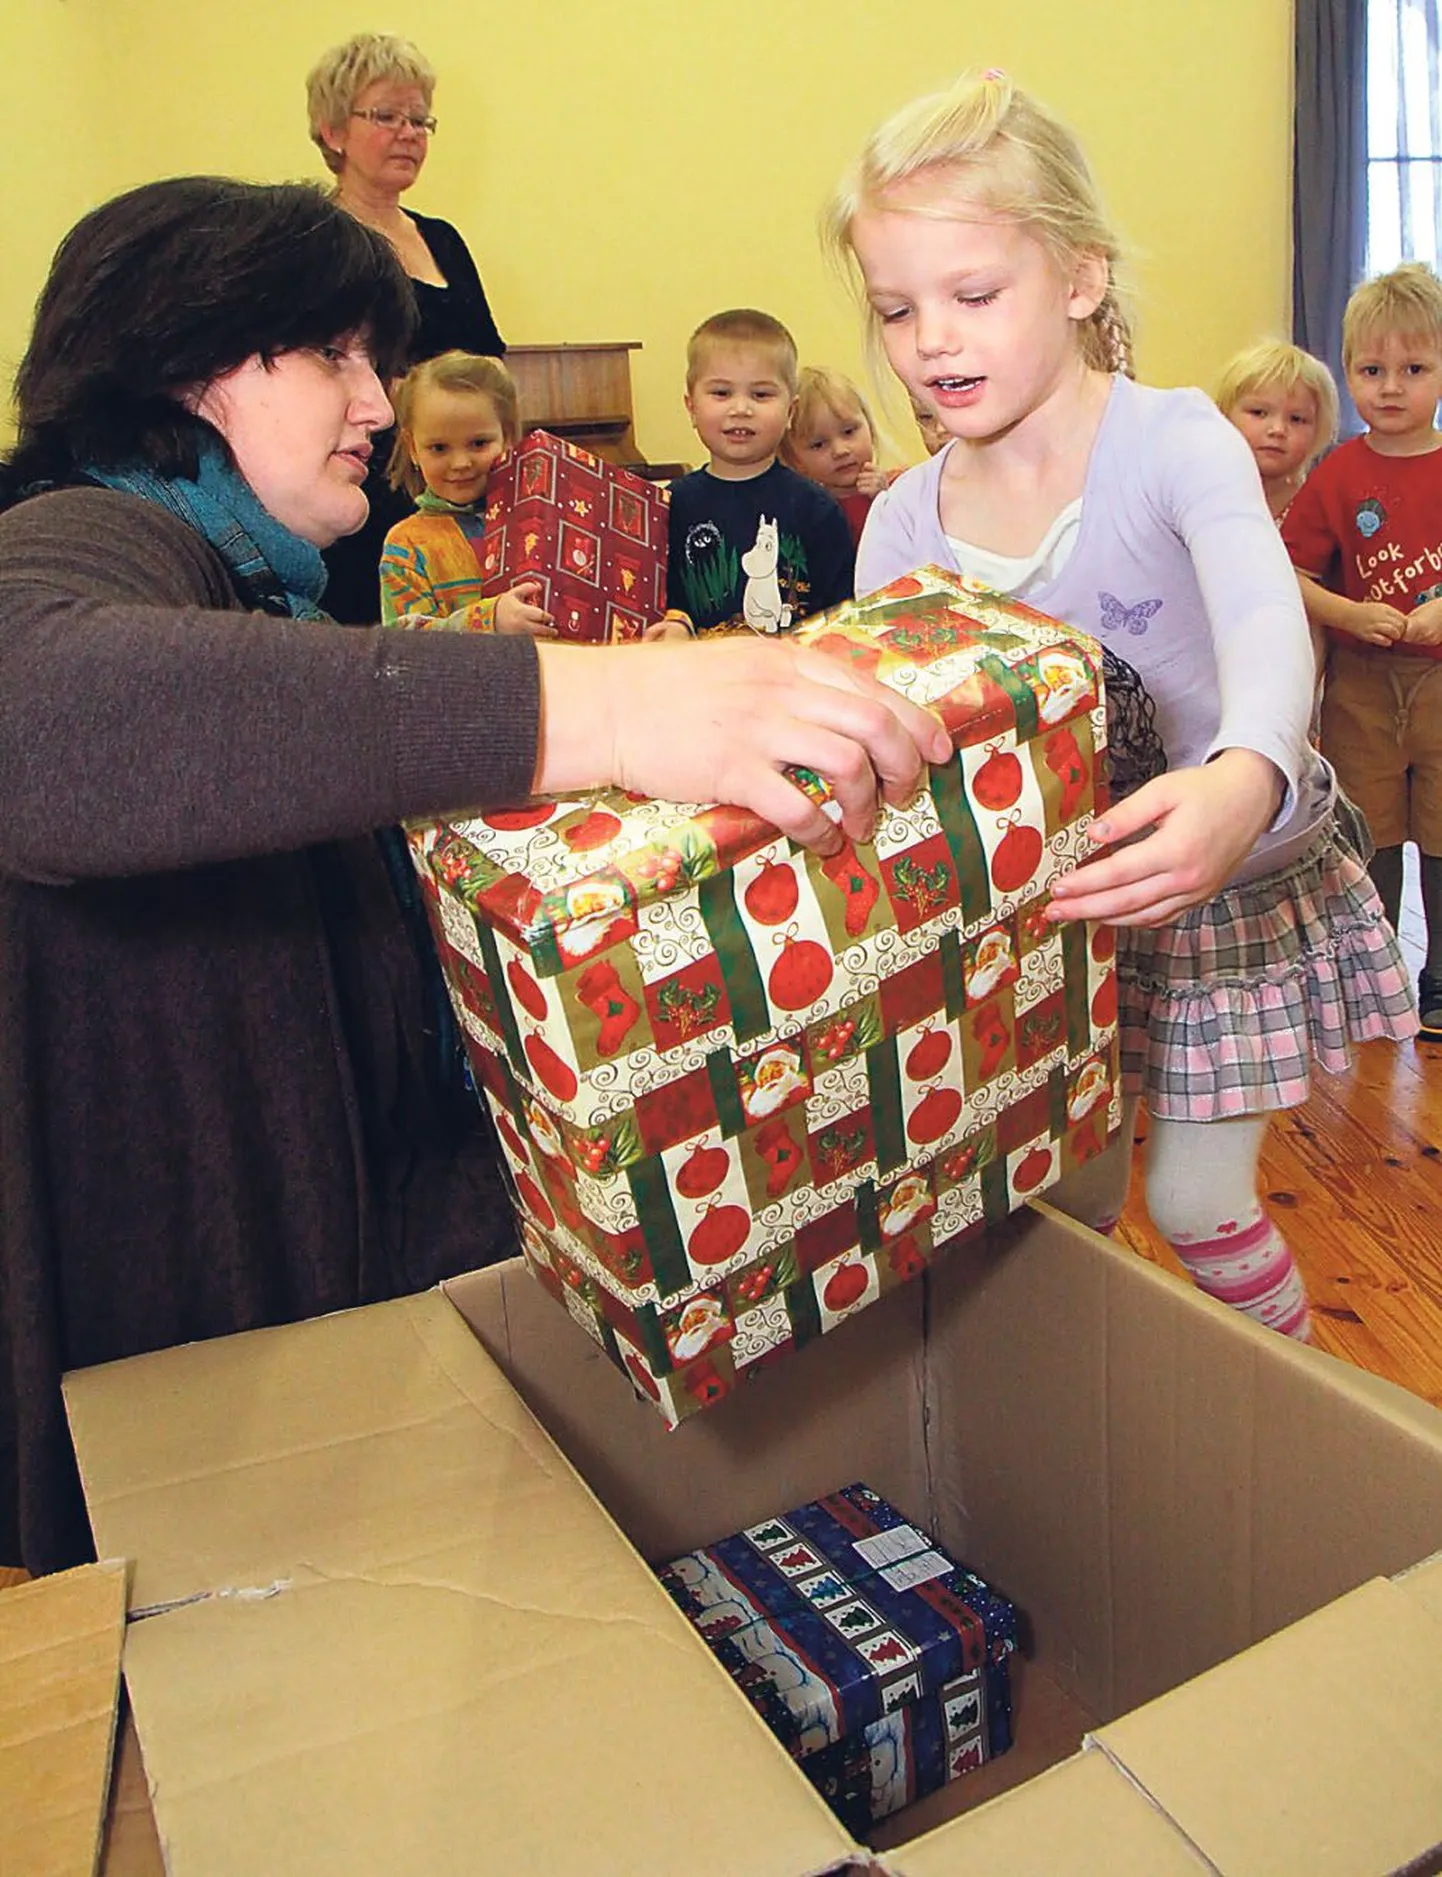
[[826, 68, 1136, 379]]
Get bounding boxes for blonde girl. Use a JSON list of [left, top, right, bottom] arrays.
[[1214, 341, 1339, 521], [910, 397, 949, 457], [782, 366, 890, 544], [1216, 341, 1340, 721], [379, 350, 553, 635], [830, 69, 1415, 1339]]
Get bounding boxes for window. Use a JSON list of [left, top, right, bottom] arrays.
[[1366, 0, 1442, 273]]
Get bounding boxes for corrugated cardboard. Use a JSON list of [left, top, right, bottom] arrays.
[[0, 1561, 125, 1877], [63, 1205, 1442, 1873], [1092, 1574, 1442, 1876], [99, 1712, 164, 1877], [889, 1750, 1212, 1875], [67, 1294, 852, 1877]]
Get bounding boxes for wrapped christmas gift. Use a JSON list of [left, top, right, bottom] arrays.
[[477, 428, 668, 642], [409, 565, 1119, 1425], [658, 1482, 1017, 1832]]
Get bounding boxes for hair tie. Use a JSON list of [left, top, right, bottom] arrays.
[[982, 67, 1006, 80]]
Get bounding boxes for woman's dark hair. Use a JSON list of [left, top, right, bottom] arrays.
[[3, 176, 417, 495]]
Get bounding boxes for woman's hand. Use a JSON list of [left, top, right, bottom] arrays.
[[1046, 749, 1284, 928], [495, 580, 556, 638], [534, 637, 951, 855]]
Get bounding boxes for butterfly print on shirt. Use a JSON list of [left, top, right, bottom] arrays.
[[1097, 592, 1162, 637]]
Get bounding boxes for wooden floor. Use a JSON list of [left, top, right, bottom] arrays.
[[1119, 847, 1442, 1405]]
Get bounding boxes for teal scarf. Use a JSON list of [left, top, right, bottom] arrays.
[[90, 442, 482, 1118], [88, 444, 329, 618], [414, 487, 476, 516]]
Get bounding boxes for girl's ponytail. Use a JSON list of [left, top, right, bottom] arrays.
[[1091, 289, 1135, 379]]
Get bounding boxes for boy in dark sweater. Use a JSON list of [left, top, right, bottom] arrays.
[[666, 309, 855, 635]]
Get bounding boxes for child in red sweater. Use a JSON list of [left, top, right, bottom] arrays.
[[782, 367, 893, 547]]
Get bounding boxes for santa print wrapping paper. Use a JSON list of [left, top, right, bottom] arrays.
[[477, 428, 668, 642], [657, 1482, 1016, 1831], [408, 565, 1121, 1426]]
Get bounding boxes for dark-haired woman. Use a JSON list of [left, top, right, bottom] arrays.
[[306, 31, 504, 623], [0, 177, 945, 1573]]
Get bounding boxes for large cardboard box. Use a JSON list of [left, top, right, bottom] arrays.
[[63, 1207, 1442, 1873]]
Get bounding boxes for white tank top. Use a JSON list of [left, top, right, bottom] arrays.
[[945, 498, 1084, 598]]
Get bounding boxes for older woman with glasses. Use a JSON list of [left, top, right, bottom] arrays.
[[306, 32, 505, 622]]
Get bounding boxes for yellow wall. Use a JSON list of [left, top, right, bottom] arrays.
[[5, 0, 1292, 465], [2, 8, 113, 410]]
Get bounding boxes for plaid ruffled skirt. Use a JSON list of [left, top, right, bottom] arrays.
[[1117, 805, 1418, 1121]]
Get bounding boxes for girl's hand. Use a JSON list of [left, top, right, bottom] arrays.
[[534, 637, 952, 855], [495, 580, 556, 638], [853, 462, 887, 497], [1341, 600, 1408, 646], [1046, 749, 1283, 928], [641, 614, 694, 643], [1405, 598, 1442, 647]]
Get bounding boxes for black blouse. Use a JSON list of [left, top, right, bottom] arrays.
[[322, 211, 506, 625], [407, 211, 505, 363]]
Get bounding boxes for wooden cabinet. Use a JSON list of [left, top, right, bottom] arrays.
[[505, 342, 642, 465], [505, 343, 688, 478]]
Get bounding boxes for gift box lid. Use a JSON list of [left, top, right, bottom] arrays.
[[416, 565, 1105, 970], [658, 1482, 1017, 1758]]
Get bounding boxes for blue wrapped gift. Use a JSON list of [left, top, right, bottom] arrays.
[[657, 1483, 1016, 1830]]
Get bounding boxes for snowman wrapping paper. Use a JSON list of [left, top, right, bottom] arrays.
[[657, 1482, 1017, 1833], [408, 565, 1120, 1426]]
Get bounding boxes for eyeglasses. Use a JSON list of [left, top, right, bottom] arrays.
[[351, 107, 437, 136]]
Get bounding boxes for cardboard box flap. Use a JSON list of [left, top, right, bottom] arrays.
[[66, 1292, 854, 1876], [928, 1204, 1442, 1720], [1095, 1573, 1442, 1877], [0, 1560, 127, 1877], [442, 1256, 936, 1567], [886, 1747, 1210, 1874], [1399, 1549, 1442, 1625], [65, 1290, 587, 1613], [100, 1712, 164, 1877]]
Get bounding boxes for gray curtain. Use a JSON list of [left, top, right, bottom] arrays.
[[1293, 0, 1368, 427]]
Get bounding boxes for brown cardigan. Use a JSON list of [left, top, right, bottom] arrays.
[[0, 487, 542, 1572]]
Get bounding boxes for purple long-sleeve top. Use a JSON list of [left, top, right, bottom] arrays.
[[858, 376, 1332, 882]]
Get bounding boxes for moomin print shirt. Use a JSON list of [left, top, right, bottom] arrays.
[[666, 461, 855, 636]]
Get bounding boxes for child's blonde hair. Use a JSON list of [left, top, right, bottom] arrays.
[[685, 309, 799, 395], [910, 399, 948, 456], [781, 367, 878, 470], [1342, 262, 1442, 369], [1214, 340, 1340, 460], [387, 351, 520, 495], [824, 69, 1134, 378]]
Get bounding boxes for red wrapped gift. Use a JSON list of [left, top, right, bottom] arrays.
[[409, 567, 1120, 1428], [478, 429, 669, 643]]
